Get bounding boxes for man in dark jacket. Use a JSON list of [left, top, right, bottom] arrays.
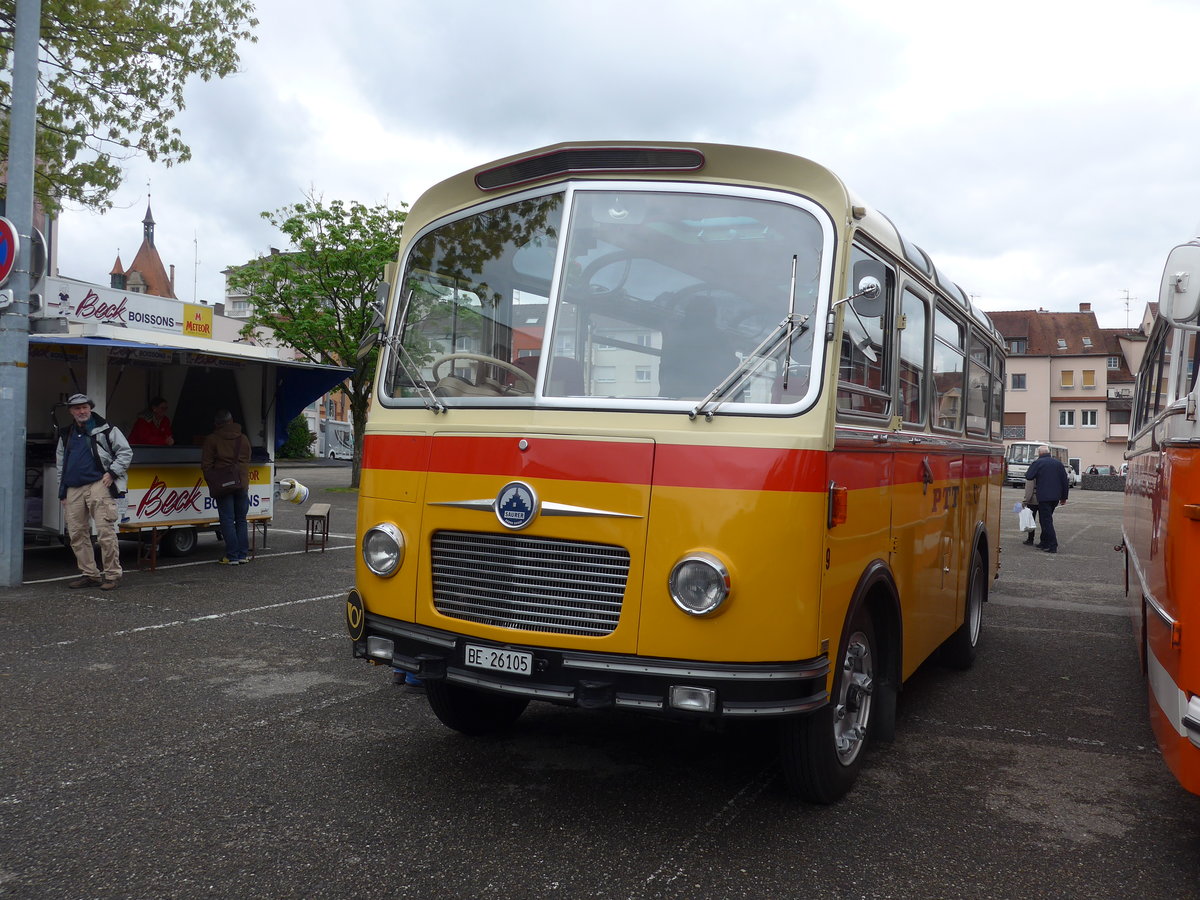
[[55, 393, 134, 589], [1024, 445, 1070, 553]]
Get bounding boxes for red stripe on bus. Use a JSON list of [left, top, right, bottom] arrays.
[[361, 434, 996, 493], [653, 444, 827, 492], [432, 435, 655, 484]]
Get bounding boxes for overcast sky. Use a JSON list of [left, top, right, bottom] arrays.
[[52, 0, 1200, 330]]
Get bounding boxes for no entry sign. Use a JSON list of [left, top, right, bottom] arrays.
[[0, 217, 19, 287]]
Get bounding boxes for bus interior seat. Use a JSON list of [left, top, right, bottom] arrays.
[[514, 355, 586, 395], [547, 357, 584, 395]]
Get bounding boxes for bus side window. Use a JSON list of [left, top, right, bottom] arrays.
[[932, 306, 965, 434], [966, 334, 991, 435], [837, 246, 893, 417], [1185, 331, 1198, 396], [898, 288, 928, 426], [990, 353, 1005, 441]]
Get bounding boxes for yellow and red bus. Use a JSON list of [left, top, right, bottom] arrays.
[[1123, 235, 1200, 796], [346, 142, 1006, 802]]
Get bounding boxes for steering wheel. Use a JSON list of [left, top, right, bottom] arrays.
[[430, 352, 536, 392], [580, 250, 635, 297]]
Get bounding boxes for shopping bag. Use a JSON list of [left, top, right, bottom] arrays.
[[1017, 506, 1036, 532]]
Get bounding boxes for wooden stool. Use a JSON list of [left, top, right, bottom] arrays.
[[249, 518, 269, 558], [123, 524, 162, 571], [304, 503, 331, 552]]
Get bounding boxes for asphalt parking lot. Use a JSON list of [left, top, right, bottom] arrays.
[[2, 472, 1198, 899]]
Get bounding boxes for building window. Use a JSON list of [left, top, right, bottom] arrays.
[[1082, 369, 1095, 388], [1060, 371, 1074, 388], [1057, 338, 1068, 350], [1011, 373, 1026, 390], [1081, 409, 1097, 427], [1082, 337, 1093, 348], [1009, 339, 1027, 355], [635, 366, 651, 383], [593, 366, 616, 383], [1060, 409, 1075, 427], [1108, 356, 1120, 369]]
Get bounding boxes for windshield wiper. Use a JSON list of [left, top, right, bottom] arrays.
[[689, 312, 809, 420], [384, 319, 446, 413], [691, 254, 809, 421]]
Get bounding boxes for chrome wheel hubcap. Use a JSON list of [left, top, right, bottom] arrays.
[[834, 631, 874, 765]]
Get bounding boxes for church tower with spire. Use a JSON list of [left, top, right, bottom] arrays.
[[122, 197, 176, 299], [143, 202, 156, 246]]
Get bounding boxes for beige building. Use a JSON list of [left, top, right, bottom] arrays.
[[991, 303, 1137, 472]]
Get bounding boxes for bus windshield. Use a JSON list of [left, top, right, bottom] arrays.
[[1005, 443, 1039, 466], [383, 187, 828, 410]]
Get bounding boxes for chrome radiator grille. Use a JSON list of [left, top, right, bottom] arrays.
[[431, 531, 630, 636]]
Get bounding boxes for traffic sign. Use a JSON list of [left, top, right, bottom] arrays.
[[0, 217, 19, 287]]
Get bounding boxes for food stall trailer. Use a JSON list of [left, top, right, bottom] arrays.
[[25, 276, 350, 558]]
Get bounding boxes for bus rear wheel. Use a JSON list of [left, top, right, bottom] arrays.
[[939, 549, 985, 670], [780, 607, 877, 803], [425, 680, 529, 736]]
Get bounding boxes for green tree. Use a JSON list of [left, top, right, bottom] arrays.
[[278, 414, 315, 460], [226, 194, 407, 487], [0, 0, 259, 212]]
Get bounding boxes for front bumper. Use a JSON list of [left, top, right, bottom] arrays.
[[350, 604, 829, 719]]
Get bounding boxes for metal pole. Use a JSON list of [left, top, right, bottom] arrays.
[[0, 0, 42, 586]]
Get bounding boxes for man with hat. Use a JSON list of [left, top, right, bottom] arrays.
[[55, 393, 134, 590]]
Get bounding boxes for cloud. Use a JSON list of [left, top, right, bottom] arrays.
[[49, 0, 1200, 328]]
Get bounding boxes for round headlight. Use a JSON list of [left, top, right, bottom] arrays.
[[362, 523, 404, 577], [668, 553, 731, 616]]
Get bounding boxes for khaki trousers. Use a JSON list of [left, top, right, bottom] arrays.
[[63, 481, 122, 581]]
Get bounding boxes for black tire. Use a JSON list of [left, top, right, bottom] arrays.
[[425, 681, 529, 736], [780, 606, 877, 804], [160, 526, 198, 557], [940, 550, 985, 670]]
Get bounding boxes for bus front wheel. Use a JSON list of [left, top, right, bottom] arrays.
[[425, 680, 529, 736], [780, 606, 877, 804]]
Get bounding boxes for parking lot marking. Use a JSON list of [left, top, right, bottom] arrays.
[[7, 591, 352, 654]]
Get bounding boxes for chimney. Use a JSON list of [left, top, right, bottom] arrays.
[[1079, 302, 1091, 312], [169, 264, 176, 292]]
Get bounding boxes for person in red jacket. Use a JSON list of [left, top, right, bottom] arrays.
[[128, 397, 174, 446]]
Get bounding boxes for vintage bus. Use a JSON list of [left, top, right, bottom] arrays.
[[1123, 234, 1200, 796], [1003, 441, 1074, 487], [346, 142, 1006, 802]]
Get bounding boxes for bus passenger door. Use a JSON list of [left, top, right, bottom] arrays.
[[891, 288, 963, 669], [891, 447, 962, 671]]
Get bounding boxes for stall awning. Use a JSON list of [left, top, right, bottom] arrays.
[[30, 331, 284, 363], [30, 332, 353, 449]]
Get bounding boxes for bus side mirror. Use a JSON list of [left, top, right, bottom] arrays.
[[357, 283, 389, 360], [849, 260, 887, 318], [1160, 243, 1200, 324]]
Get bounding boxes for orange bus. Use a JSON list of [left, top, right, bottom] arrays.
[[346, 142, 1006, 802], [1123, 235, 1200, 795]]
